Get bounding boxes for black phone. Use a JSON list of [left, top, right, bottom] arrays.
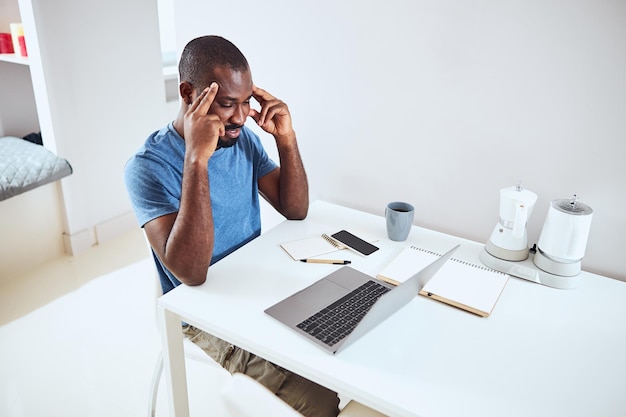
[[331, 230, 379, 256]]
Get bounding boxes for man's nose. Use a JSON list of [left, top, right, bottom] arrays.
[[232, 104, 246, 125]]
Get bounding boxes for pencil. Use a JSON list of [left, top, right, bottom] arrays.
[[300, 259, 351, 265]]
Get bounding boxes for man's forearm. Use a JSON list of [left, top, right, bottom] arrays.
[[163, 158, 214, 285], [276, 133, 309, 219]]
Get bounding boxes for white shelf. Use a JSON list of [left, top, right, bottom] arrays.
[[0, 53, 29, 65], [162, 64, 177, 81]]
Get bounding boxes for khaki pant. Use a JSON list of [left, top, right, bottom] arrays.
[[183, 325, 340, 417]]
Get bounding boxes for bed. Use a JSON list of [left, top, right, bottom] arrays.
[[0, 136, 73, 202]]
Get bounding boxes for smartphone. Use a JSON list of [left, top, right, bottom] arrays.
[[331, 230, 379, 256]]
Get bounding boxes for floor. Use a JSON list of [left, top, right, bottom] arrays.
[[0, 228, 228, 417]]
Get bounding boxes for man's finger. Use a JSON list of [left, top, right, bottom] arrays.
[[191, 82, 219, 114], [251, 85, 275, 103]]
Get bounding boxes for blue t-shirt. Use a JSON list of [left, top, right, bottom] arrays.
[[124, 122, 278, 293]]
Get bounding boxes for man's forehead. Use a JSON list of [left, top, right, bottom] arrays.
[[212, 68, 253, 98], [212, 65, 251, 82]]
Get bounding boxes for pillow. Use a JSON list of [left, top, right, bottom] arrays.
[[0, 136, 73, 201]]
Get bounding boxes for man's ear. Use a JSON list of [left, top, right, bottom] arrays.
[[179, 81, 194, 105]]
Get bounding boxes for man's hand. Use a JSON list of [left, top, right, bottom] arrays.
[[251, 85, 308, 220], [249, 86, 295, 142], [184, 82, 225, 160]]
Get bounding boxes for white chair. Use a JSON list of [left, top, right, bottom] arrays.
[[144, 232, 387, 417], [145, 231, 231, 417]]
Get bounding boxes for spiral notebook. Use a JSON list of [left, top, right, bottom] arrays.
[[376, 246, 509, 317], [280, 233, 346, 261]]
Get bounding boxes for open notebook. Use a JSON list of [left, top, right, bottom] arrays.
[[280, 234, 346, 260], [377, 245, 509, 317]]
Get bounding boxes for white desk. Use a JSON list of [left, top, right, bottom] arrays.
[[158, 201, 626, 417]]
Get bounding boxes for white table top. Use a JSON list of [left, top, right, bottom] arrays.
[[159, 200, 626, 417]]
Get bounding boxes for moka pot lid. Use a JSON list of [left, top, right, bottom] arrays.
[[551, 195, 593, 216]]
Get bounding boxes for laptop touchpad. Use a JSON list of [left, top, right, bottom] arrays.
[[294, 279, 347, 310]]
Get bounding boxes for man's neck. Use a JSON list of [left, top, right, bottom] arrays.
[[172, 110, 186, 139]]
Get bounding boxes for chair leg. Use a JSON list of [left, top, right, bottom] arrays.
[[148, 352, 164, 417]]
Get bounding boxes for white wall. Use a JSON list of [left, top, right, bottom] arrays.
[[23, 0, 168, 249], [173, 0, 626, 281]]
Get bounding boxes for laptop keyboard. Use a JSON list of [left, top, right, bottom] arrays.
[[296, 280, 391, 347]]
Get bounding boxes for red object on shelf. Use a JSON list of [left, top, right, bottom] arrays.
[[18, 35, 27, 56], [0, 33, 14, 54]]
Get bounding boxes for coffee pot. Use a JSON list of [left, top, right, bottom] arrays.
[[484, 183, 538, 262], [480, 187, 594, 290], [533, 194, 593, 277]]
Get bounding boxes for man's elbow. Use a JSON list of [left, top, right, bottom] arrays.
[[182, 274, 207, 286], [286, 212, 307, 221], [284, 204, 308, 220], [174, 265, 208, 287]]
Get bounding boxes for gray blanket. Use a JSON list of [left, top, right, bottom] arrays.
[[0, 136, 73, 201]]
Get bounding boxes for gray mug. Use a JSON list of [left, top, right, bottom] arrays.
[[385, 202, 415, 241]]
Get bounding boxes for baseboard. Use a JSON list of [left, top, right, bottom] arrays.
[[63, 228, 96, 256], [63, 211, 138, 255], [95, 211, 138, 244]]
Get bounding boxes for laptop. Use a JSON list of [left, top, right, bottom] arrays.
[[265, 244, 459, 354]]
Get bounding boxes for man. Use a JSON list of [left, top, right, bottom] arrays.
[[124, 36, 340, 416]]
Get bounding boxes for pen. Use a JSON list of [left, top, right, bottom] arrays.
[[300, 259, 351, 265]]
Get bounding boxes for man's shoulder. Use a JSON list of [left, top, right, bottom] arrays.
[[125, 124, 184, 180], [133, 124, 183, 162], [145, 123, 181, 150]]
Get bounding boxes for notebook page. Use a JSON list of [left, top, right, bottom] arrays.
[[280, 235, 342, 260], [376, 246, 509, 317], [376, 246, 438, 285], [420, 260, 509, 317]]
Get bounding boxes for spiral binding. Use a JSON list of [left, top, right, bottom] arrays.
[[322, 233, 346, 249], [408, 245, 506, 275]]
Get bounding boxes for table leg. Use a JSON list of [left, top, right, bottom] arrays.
[[158, 306, 190, 417]]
